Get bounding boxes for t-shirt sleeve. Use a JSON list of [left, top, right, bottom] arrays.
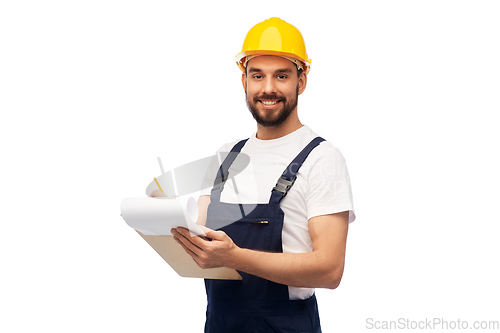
[[305, 145, 356, 223]]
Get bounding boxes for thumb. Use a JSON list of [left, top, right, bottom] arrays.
[[198, 225, 226, 240]]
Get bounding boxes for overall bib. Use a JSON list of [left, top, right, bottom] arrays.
[[204, 137, 325, 333]]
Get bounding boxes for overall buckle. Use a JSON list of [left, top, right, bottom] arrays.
[[211, 176, 226, 192], [273, 176, 296, 197]]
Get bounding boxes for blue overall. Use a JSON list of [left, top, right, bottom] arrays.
[[204, 137, 325, 333]]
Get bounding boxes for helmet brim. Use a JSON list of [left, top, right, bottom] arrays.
[[236, 50, 311, 75]]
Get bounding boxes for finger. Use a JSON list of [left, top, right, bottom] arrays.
[[150, 189, 167, 197], [201, 227, 228, 241], [173, 233, 202, 259], [175, 227, 211, 249], [197, 225, 224, 239], [197, 225, 214, 234], [192, 257, 203, 268], [172, 230, 203, 258], [173, 235, 211, 269]]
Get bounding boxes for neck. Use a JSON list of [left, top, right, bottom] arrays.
[[255, 109, 303, 140]]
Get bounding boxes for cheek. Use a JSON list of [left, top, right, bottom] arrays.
[[246, 87, 261, 100], [276, 81, 296, 96], [245, 82, 259, 94], [281, 87, 296, 100]]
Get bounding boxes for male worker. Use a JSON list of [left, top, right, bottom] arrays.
[[155, 17, 355, 333]]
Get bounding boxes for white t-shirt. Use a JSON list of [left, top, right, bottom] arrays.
[[201, 125, 355, 300]]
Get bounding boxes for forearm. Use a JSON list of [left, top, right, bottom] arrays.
[[229, 247, 344, 289], [172, 212, 349, 290]]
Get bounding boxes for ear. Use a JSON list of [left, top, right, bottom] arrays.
[[241, 72, 247, 92], [298, 72, 307, 95]]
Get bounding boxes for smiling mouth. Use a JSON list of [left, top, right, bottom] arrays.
[[259, 99, 282, 108]]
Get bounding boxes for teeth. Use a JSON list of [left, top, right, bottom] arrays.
[[262, 100, 278, 105]]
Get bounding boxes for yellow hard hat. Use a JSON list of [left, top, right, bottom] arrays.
[[236, 17, 311, 74]]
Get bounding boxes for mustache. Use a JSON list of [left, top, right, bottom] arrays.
[[253, 93, 286, 103]]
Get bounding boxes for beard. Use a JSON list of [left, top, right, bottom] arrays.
[[245, 85, 299, 127]]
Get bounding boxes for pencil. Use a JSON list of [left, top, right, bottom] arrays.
[[154, 177, 165, 194]]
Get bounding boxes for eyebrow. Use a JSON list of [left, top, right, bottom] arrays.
[[248, 67, 293, 74], [248, 68, 262, 73]]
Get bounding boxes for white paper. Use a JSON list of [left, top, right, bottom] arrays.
[[120, 196, 205, 236]]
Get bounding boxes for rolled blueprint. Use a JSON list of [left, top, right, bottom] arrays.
[[120, 197, 205, 236]]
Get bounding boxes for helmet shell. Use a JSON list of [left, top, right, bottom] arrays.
[[236, 17, 311, 74]]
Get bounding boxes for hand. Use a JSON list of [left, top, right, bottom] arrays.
[[171, 225, 239, 269], [150, 189, 167, 197]]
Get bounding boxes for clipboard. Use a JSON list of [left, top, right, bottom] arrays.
[[136, 230, 242, 280]]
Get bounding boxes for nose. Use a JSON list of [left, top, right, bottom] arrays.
[[262, 76, 277, 95]]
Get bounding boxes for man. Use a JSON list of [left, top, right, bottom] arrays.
[[154, 17, 355, 333]]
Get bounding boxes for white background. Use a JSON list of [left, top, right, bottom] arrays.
[[1, 1, 499, 332]]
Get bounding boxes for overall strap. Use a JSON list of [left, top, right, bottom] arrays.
[[269, 137, 325, 205], [210, 139, 249, 202]]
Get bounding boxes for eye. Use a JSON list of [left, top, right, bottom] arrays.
[[277, 75, 287, 80], [252, 75, 263, 79]]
